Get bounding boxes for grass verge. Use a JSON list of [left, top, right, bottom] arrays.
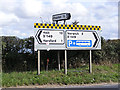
[[2, 64, 119, 87]]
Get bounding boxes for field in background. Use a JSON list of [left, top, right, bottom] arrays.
[[2, 64, 118, 87]]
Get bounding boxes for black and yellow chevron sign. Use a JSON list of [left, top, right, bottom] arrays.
[[34, 23, 101, 30]]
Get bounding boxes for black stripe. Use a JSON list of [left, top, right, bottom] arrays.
[[93, 32, 98, 47], [35, 30, 40, 44], [38, 30, 42, 43]]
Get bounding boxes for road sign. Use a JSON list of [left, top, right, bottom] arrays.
[[35, 29, 66, 50], [34, 23, 101, 50], [66, 31, 101, 49], [35, 30, 64, 44], [52, 13, 71, 21]]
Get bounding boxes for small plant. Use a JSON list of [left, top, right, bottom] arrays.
[[2, 64, 119, 87]]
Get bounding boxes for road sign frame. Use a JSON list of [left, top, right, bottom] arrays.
[[35, 29, 65, 45], [34, 28, 66, 50], [65, 30, 101, 50], [34, 28, 101, 50]]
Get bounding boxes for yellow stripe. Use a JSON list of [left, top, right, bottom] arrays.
[[34, 23, 101, 31], [47, 24, 49, 26], [55, 24, 57, 26], [77, 27, 79, 30], [53, 26, 55, 29], [36, 26, 38, 28], [42, 23, 45, 26], [88, 28, 90, 30], [73, 27, 75, 29], [59, 24, 61, 27]]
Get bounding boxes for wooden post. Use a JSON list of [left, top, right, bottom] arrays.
[[46, 58, 49, 71], [38, 50, 40, 75], [65, 50, 67, 74], [89, 50, 92, 73], [58, 51, 60, 71]]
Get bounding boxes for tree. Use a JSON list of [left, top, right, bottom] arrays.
[[72, 20, 79, 25]]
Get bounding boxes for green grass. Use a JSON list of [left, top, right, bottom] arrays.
[[2, 64, 119, 87]]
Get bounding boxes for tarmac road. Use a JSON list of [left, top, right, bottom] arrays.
[[1, 83, 119, 90]]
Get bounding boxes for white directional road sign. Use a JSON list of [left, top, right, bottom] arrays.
[[66, 31, 101, 49], [34, 29, 101, 50], [35, 29, 66, 50], [35, 30, 64, 44]]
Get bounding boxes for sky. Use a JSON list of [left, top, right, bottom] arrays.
[[0, 0, 119, 39]]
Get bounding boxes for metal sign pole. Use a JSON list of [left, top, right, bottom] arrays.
[[64, 20, 66, 24], [38, 50, 40, 75], [58, 51, 60, 71], [89, 50, 92, 73], [65, 50, 67, 74]]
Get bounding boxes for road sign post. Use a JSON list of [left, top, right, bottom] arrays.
[[38, 50, 40, 75], [58, 51, 60, 71], [89, 50, 92, 73], [65, 50, 67, 74]]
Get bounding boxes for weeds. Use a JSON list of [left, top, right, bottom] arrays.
[[2, 64, 119, 87]]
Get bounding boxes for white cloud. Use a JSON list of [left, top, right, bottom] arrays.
[[21, 33, 27, 37], [20, 0, 43, 18], [0, 11, 19, 26], [50, 0, 68, 5], [39, 2, 88, 24], [0, 28, 3, 36], [2, 29, 28, 38], [0, 0, 118, 39], [0, 0, 19, 13]]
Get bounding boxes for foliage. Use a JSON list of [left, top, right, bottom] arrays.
[[72, 20, 79, 25], [2, 64, 119, 87], [2, 36, 119, 72], [2, 36, 36, 72]]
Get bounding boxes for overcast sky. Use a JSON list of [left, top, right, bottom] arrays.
[[0, 0, 119, 39]]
